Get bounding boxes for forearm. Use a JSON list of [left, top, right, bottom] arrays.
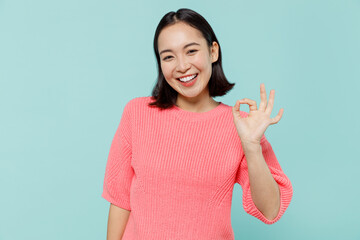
[[107, 204, 131, 240], [242, 143, 280, 220]]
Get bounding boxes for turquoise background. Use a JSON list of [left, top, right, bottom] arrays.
[[1, 0, 359, 239]]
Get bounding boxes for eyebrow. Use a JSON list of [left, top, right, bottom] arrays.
[[159, 42, 200, 55]]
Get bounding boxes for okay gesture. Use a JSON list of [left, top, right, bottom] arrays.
[[232, 83, 284, 146]]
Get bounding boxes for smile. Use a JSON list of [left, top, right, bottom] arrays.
[[177, 74, 198, 82], [176, 73, 198, 87]]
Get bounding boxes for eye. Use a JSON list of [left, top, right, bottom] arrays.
[[188, 49, 198, 54], [162, 55, 173, 61]]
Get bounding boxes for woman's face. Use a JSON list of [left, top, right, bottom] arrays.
[[157, 22, 219, 104]]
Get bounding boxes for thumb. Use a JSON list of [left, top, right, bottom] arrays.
[[232, 100, 243, 117]]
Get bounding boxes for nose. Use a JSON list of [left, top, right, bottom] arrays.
[[176, 56, 190, 72]]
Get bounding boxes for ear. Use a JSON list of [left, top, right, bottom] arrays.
[[210, 41, 219, 63]]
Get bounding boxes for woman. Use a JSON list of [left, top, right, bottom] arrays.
[[102, 8, 293, 240]]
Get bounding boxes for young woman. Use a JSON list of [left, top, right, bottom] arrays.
[[102, 8, 293, 240]]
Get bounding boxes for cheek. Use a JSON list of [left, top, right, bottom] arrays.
[[193, 54, 211, 71], [160, 63, 171, 78]]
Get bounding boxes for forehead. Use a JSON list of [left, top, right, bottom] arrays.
[[158, 22, 206, 50]]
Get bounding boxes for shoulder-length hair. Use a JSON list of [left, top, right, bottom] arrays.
[[148, 8, 235, 109]]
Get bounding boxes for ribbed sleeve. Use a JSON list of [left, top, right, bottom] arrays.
[[236, 134, 293, 224], [101, 101, 134, 211]]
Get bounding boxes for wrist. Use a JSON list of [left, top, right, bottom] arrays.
[[241, 141, 262, 153]]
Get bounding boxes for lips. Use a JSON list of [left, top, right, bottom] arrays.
[[177, 73, 198, 82], [176, 73, 198, 87]]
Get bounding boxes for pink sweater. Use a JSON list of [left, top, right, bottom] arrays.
[[102, 96, 293, 239]]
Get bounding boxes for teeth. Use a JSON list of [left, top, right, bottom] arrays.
[[179, 74, 197, 82]]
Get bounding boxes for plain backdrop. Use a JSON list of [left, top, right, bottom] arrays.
[[0, 0, 359, 239]]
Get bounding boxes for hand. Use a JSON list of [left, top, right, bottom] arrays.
[[232, 83, 284, 145]]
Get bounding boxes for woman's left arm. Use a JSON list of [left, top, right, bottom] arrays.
[[236, 133, 293, 224], [242, 141, 281, 220], [232, 83, 292, 224]]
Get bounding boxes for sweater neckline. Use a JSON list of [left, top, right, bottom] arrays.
[[169, 101, 228, 121]]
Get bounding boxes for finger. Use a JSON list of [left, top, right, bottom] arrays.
[[270, 108, 284, 125], [237, 98, 257, 111], [265, 89, 275, 115], [258, 83, 267, 111]]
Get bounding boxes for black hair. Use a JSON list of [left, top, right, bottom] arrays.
[[148, 8, 235, 109]]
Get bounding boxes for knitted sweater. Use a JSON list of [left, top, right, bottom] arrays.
[[102, 96, 293, 239]]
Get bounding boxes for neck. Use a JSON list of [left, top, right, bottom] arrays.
[[175, 94, 220, 113]]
